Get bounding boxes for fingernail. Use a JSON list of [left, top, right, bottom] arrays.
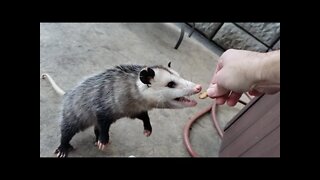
[[207, 84, 217, 97]]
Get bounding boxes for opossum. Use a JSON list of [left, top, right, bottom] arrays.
[[41, 62, 202, 157]]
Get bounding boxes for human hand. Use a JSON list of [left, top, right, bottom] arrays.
[[206, 49, 280, 106]]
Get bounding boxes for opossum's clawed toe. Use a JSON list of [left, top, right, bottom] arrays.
[[54, 145, 74, 158], [143, 130, 152, 137], [97, 140, 109, 151], [95, 140, 111, 146], [98, 142, 105, 150], [56, 152, 67, 158]]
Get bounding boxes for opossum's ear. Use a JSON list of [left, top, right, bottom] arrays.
[[168, 62, 171, 68], [139, 67, 155, 85]]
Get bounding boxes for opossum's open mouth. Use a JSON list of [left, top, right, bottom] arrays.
[[173, 96, 197, 107]]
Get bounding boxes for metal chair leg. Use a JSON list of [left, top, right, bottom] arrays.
[[188, 23, 195, 37], [174, 24, 185, 49]]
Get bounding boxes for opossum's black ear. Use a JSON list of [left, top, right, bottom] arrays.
[[168, 62, 171, 68], [140, 67, 155, 85]]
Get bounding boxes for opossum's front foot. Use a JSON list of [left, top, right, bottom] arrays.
[[54, 144, 74, 158], [144, 130, 152, 137], [143, 123, 152, 137]]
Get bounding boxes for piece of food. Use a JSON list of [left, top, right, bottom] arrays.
[[199, 92, 208, 99]]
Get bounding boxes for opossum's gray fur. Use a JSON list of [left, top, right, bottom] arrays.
[[62, 65, 155, 131], [42, 63, 200, 157]]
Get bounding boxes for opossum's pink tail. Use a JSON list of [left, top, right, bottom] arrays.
[[41, 73, 65, 96]]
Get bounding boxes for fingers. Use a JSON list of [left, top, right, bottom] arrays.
[[249, 89, 263, 96], [226, 92, 242, 106], [215, 92, 242, 106], [215, 93, 229, 105]]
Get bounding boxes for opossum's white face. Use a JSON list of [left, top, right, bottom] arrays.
[[137, 65, 202, 109]]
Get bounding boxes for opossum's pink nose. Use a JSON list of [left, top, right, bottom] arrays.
[[194, 84, 202, 93]]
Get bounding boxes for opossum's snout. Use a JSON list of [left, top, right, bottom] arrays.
[[194, 84, 202, 93], [172, 84, 202, 108]]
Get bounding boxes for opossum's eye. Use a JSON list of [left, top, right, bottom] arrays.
[[166, 81, 176, 88]]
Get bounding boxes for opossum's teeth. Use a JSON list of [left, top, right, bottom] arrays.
[[174, 96, 197, 107]]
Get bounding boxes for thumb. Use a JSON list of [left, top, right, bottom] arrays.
[[207, 83, 229, 98], [211, 61, 223, 84]]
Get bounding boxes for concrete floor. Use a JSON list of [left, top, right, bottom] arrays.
[[40, 23, 248, 157]]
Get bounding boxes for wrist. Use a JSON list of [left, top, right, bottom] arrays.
[[253, 50, 280, 93], [256, 50, 280, 83]]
